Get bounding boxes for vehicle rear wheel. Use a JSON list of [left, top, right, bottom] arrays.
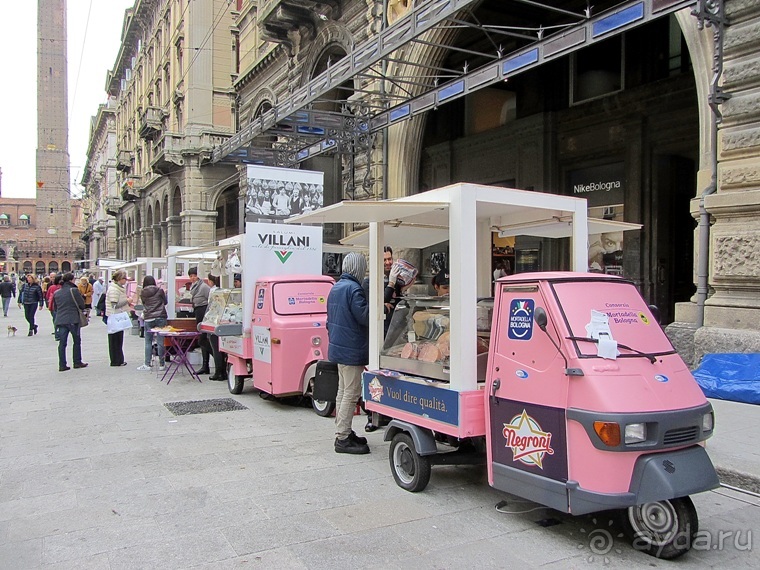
[[622, 496, 698, 559], [312, 397, 335, 417], [226, 364, 245, 395], [389, 432, 431, 492]]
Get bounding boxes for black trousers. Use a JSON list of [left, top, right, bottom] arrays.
[[23, 303, 38, 331], [194, 305, 211, 368], [108, 331, 125, 365], [209, 333, 227, 376]]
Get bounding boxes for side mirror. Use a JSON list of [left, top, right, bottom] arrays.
[[648, 304, 662, 325], [535, 307, 548, 331]]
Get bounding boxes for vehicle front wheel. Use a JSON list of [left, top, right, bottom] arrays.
[[226, 364, 246, 395], [389, 432, 431, 492], [622, 496, 698, 559]]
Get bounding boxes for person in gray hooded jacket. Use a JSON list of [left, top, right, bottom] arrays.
[[326, 252, 370, 455]]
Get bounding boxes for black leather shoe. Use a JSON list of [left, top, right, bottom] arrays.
[[335, 437, 370, 455], [348, 431, 367, 445], [28, 331, 33, 336], [364, 421, 379, 433], [196, 367, 211, 375], [73, 362, 88, 369], [59, 366, 70, 372], [208, 375, 224, 381]]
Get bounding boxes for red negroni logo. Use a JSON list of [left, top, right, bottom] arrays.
[[368, 377, 383, 402], [502, 409, 554, 469]]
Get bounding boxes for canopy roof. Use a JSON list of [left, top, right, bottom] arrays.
[[287, 184, 640, 249]]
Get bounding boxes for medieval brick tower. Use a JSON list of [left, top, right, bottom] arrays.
[[36, 0, 72, 236]]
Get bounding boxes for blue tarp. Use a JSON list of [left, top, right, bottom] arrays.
[[693, 353, 760, 405]]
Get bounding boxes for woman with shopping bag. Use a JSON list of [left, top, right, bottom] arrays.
[[105, 270, 134, 366]]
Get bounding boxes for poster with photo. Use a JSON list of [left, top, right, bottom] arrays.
[[588, 205, 625, 275], [245, 165, 324, 222], [322, 252, 343, 277]]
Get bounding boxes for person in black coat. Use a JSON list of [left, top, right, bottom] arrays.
[[53, 273, 88, 372], [19, 274, 44, 335], [0, 275, 16, 317]]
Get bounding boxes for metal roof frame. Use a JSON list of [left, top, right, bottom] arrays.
[[211, 0, 696, 167]]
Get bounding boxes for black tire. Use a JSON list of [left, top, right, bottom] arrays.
[[226, 364, 245, 395], [389, 432, 431, 492], [312, 397, 335, 417], [622, 496, 698, 559]]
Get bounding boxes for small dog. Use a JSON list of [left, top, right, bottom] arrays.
[[7, 325, 18, 336]]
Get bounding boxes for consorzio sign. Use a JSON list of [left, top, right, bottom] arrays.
[[568, 162, 625, 207]]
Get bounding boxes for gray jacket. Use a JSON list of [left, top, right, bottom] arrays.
[[53, 282, 85, 326], [190, 279, 210, 308]]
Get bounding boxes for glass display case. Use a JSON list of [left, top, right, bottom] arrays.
[[379, 296, 493, 381], [200, 288, 244, 335]]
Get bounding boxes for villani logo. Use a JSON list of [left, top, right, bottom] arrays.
[[275, 251, 293, 263]]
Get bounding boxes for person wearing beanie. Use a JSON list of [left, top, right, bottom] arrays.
[[326, 251, 370, 454]]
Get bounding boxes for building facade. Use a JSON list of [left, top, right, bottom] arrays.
[[83, 0, 760, 362], [81, 100, 119, 262], [99, 0, 238, 262]]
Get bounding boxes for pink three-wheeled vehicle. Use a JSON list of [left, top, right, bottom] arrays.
[[288, 184, 719, 559], [220, 275, 336, 414]]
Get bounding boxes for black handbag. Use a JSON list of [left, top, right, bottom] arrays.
[[70, 288, 89, 328], [313, 361, 339, 402]]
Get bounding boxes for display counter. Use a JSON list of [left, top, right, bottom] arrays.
[[380, 296, 493, 382], [200, 288, 243, 336]]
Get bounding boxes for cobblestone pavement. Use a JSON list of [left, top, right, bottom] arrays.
[[1, 304, 758, 569]]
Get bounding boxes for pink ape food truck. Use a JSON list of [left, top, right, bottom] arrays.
[[287, 183, 718, 559], [218, 274, 334, 411], [197, 222, 336, 413]]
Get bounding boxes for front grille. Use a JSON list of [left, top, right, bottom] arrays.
[[663, 425, 699, 445]]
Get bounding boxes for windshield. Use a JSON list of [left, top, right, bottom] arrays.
[[272, 281, 331, 316], [551, 280, 674, 358]]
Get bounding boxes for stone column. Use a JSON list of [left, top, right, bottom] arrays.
[[671, 0, 760, 364], [160, 221, 169, 256], [167, 215, 182, 246], [144, 227, 154, 258], [180, 210, 217, 246], [153, 224, 162, 257]]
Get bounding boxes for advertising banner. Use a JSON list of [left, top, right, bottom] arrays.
[[245, 164, 324, 221], [241, 221, 323, 332]]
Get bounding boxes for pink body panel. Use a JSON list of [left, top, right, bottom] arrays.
[[566, 420, 638, 493], [366, 389, 486, 438]]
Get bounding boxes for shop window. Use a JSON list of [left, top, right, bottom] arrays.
[[49, 261, 59, 274], [23, 261, 32, 273], [571, 36, 624, 104], [35, 261, 45, 274]]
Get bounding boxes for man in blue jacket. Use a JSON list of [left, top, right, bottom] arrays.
[[326, 252, 370, 454]]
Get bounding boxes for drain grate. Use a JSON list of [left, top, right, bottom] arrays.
[[164, 398, 248, 416]]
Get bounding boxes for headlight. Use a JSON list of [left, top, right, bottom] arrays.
[[624, 423, 647, 444], [702, 412, 714, 432]]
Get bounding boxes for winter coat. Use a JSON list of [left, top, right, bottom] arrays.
[[21, 282, 44, 306], [0, 281, 15, 299], [46, 284, 61, 311], [77, 280, 93, 305], [190, 279, 210, 308], [140, 285, 168, 321], [326, 273, 369, 366], [105, 282, 130, 317], [53, 282, 85, 326]]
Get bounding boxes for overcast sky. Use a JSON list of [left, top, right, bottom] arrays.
[[0, 1, 135, 199]]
